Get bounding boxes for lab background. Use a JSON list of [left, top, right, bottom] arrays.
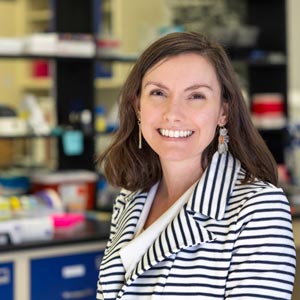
[[0, 0, 299, 299]]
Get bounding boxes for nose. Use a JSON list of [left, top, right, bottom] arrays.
[[163, 97, 183, 122]]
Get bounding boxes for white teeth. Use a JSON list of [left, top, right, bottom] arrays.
[[159, 129, 193, 138]]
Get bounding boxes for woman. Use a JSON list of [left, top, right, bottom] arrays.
[[97, 32, 296, 299]]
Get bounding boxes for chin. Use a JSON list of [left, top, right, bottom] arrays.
[[158, 152, 197, 162]]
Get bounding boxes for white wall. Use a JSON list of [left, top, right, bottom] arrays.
[[287, 0, 300, 121]]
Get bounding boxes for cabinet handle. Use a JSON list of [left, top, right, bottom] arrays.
[[61, 288, 94, 299], [0, 267, 10, 285], [61, 264, 86, 279]]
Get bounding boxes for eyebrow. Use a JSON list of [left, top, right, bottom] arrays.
[[184, 84, 213, 92], [143, 81, 167, 90], [143, 81, 213, 91]]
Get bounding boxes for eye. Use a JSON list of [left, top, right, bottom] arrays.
[[189, 93, 205, 100], [150, 89, 165, 97]]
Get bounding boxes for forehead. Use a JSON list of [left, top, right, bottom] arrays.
[[142, 53, 220, 87], [146, 53, 215, 74]]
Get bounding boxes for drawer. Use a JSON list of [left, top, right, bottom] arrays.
[[30, 250, 104, 300], [0, 262, 14, 300]]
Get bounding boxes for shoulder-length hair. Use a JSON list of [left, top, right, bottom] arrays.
[[97, 31, 278, 191]]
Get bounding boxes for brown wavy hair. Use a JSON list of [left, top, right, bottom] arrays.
[[97, 31, 278, 191]]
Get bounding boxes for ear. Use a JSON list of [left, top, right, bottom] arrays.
[[133, 97, 141, 120], [219, 102, 228, 126]]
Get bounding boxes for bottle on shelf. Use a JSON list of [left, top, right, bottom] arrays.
[[95, 105, 107, 133]]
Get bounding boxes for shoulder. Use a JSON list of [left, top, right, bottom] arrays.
[[111, 188, 147, 222], [232, 172, 291, 222], [233, 169, 286, 200]]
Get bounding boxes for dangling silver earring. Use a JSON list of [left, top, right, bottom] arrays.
[[138, 119, 142, 149], [218, 126, 229, 154]]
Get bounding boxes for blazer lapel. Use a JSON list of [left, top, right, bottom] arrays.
[[123, 151, 241, 288], [187, 151, 241, 220], [124, 203, 216, 285]]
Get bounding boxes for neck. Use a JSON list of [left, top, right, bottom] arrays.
[[158, 160, 203, 204], [142, 159, 203, 230]]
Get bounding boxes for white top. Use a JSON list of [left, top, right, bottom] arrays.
[[120, 181, 197, 278]]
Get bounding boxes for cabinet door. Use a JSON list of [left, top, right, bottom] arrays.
[[30, 250, 104, 300], [0, 262, 14, 300]]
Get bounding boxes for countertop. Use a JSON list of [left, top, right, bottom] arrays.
[[0, 218, 111, 253]]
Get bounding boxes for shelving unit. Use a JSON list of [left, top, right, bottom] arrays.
[[52, 0, 94, 170], [0, 0, 288, 172], [0, 0, 168, 173], [246, 0, 287, 164], [201, 0, 288, 164], [16, 0, 53, 98], [0, 51, 137, 171]]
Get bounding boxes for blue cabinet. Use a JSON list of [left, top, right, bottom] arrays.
[[31, 250, 104, 300], [0, 262, 14, 300]]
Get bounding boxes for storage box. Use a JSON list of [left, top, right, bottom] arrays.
[[30, 171, 98, 211]]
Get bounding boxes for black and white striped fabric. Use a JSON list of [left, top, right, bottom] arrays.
[[97, 152, 296, 299]]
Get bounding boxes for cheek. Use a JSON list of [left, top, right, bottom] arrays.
[[194, 110, 220, 128], [197, 116, 218, 145], [140, 100, 150, 117], [140, 102, 159, 123], [140, 109, 155, 137]]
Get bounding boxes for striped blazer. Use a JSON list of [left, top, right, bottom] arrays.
[[97, 152, 296, 299]]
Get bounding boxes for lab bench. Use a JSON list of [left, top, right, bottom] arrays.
[[0, 219, 110, 300]]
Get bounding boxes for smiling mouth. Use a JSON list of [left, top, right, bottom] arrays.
[[158, 129, 194, 138]]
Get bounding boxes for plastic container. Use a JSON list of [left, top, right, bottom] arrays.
[[0, 175, 30, 196], [30, 170, 98, 212], [95, 106, 107, 132], [51, 213, 85, 229]]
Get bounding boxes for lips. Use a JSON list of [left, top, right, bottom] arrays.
[[158, 129, 193, 138]]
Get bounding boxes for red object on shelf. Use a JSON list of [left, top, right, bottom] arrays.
[[251, 93, 286, 129], [32, 59, 49, 77], [252, 102, 283, 114], [252, 93, 284, 115]]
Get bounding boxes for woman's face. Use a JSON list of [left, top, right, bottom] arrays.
[[138, 53, 227, 164]]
